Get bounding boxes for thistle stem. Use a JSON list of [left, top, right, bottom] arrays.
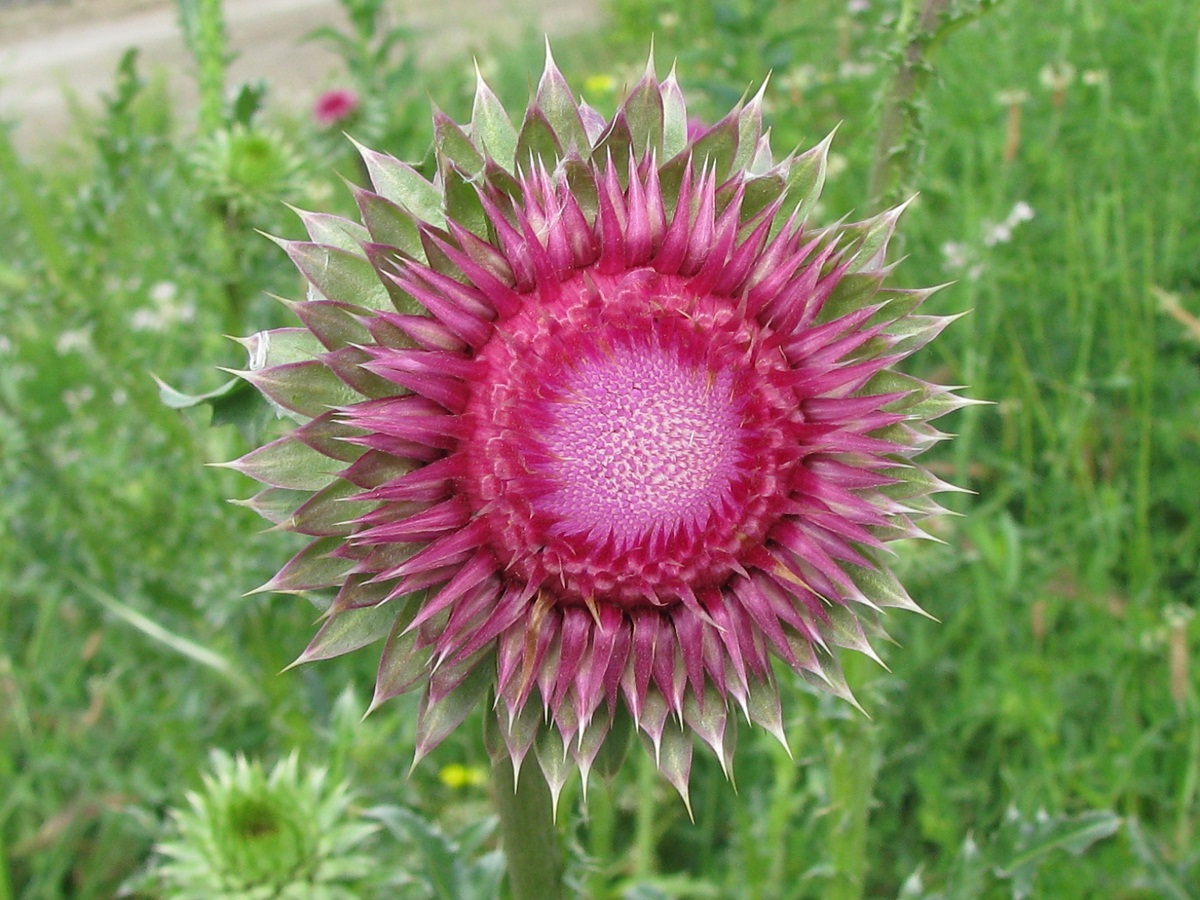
[[867, 0, 952, 212], [491, 757, 565, 900], [631, 748, 658, 877]]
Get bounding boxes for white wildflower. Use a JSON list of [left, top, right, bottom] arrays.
[[55, 328, 92, 355]]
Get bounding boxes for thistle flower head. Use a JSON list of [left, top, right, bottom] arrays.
[[314, 89, 360, 128], [148, 751, 377, 898], [229, 48, 972, 808]]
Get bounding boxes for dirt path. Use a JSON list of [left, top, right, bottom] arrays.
[[0, 0, 602, 151]]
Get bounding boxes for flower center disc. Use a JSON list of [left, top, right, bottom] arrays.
[[465, 269, 796, 607], [539, 343, 742, 548]]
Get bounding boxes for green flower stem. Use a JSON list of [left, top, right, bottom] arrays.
[[868, 0, 1005, 211], [491, 756, 564, 900], [867, 0, 951, 211], [631, 747, 659, 878], [824, 658, 882, 900], [585, 784, 616, 898]]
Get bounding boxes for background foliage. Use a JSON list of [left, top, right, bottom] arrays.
[[1, 0, 1198, 896]]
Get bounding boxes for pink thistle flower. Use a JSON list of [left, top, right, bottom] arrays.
[[313, 89, 360, 128], [228, 50, 973, 809]]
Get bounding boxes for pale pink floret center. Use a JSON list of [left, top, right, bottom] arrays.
[[465, 268, 798, 607], [540, 342, 744, 549]]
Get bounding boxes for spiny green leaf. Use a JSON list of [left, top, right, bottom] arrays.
[[224, 434, 340, 490], [535, 48, 588, 154], [290, 477, 372, 536], [354, 188, 425, 260], [353, 139, 445, 228], [646, 721, 694, 817], [660, 68, 689, 159], [623, 73, 664, 159], [690, 110, 740, 182], [291, 299, 375, 351], [291, 208, 370, 253], [816, 272, 886, 324], [414, 654, 495, 759], [231, 486, 309, 526], [258, 536, 354, 594], [471, 68, 518, 169], [234, 359, 359, 419], [281, 240, 392, 311], [590, 706, 634, 782], [296, 602, 398, 664], [733, 85, 766, 173], [592, 112, 634, 183], [434, 107, 485, 177], [442, 166, 489, 239], [784, 129, 836, 223], [516, 106, 564, 171], [371, 600, 429, 709]]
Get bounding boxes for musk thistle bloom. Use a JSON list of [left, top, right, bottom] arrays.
[[229, 50, 969, 806], [314, 89, 361, 128]]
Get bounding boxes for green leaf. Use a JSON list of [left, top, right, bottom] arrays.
[[353, 139, 446, 228], [367, 806, 462, 900], [291, 208, 370, 253], [841, 198, 913, 274], [292, 412, 367, 462], [515, 106, 564, 171], [822, 604, 886, 666], [847, 562, 928, 615], [535, 49, 588, 153], [991, 808, 1122, 899], [442, 166, 489, 238], [292, 299, 375, 350], [231, 486, 308, 525], [236, 359, 360, 419], [783, 129, 835, 222], [155, 372, 246, 411], [372, 604, 431, 709], [414, 654, 494, 759], [296, 602, 398, 664], [73, 577, 262, 700], [239, 326, 325, 367], [225, 434, 340, 490], [290, 477, 372, 536], [1125, 816, 1194, 900], [660, 69, 688, 160], [560, 156, 599, 223], [354, 188, 425, 259], [258, 536, 355, 593], [691, 110, 740, 181], [534, 721, 573, 811], [623, 73, 664, 159], [281, 240, 392, 311], [593, 112, 634, 182], [648, 720, 694, 816], [815, 272, 886, 324], [737, 172, 787, 221], [434, 108, 485, 177], [153, 373, 267, 439], [733, 88, 765, 173], [471, 69, 518, 170], [590, 706, 634, 781]]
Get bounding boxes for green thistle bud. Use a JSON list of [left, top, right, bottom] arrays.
[[147, 751, 377, 899]]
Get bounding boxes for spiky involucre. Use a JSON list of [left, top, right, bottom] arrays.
[[228, 49, 972, 809]]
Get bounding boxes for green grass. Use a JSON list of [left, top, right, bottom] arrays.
[[1, 0, 1199, 896]]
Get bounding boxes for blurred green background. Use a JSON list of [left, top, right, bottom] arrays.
[[1, 0, 1198, 896]]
